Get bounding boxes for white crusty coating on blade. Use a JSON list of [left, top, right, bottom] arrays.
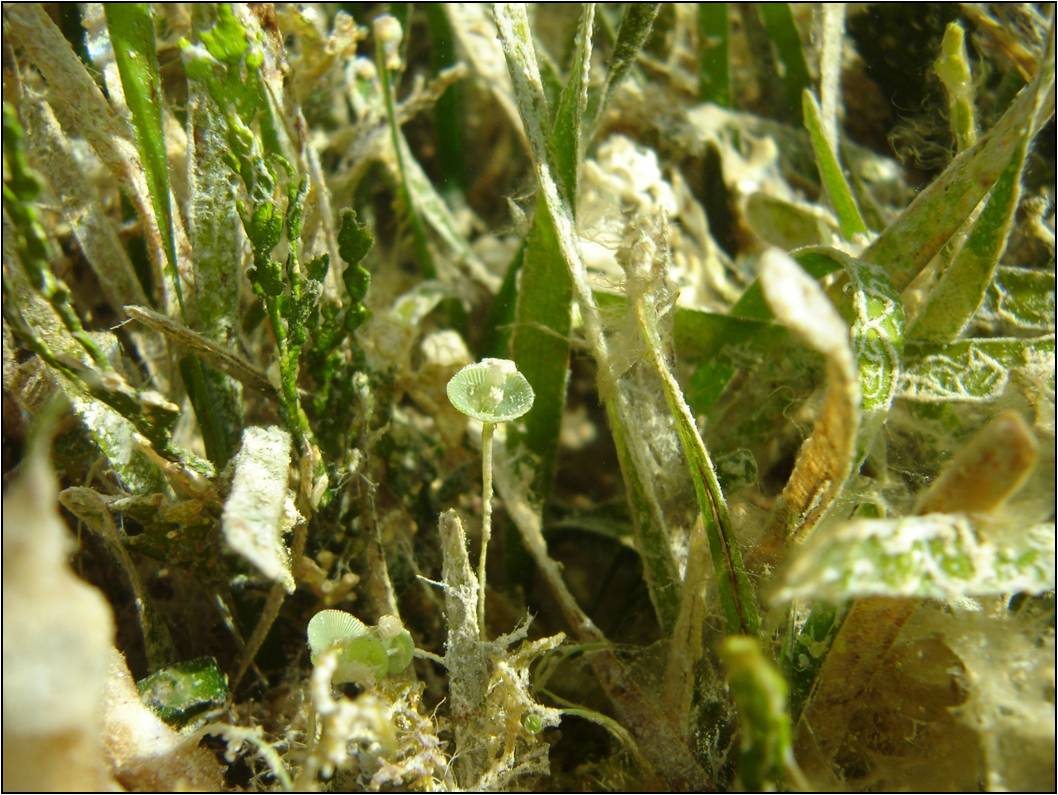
[[222, 426, 297, 593]]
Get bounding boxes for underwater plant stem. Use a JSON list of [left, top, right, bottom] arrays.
[[375, 22, 437, 279], [478, 421, 495, 638], [262, 297, 311, 452], [232, 583, 286, 693]]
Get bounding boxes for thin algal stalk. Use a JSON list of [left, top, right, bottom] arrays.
[[479, 421, 495, 637]]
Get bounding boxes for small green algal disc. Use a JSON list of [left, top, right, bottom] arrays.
[[335, 635, 390, 684], [446, 358, 534, 424], [522, 712, 544, 734], [382, 630, 415, 674]]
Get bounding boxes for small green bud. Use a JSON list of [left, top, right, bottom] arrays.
[[249, 202, 283, 258], [306, 253, 330, 283], [2, 104, 42, 199], [222, 149, 242, 176], [377, 614, 414, 674], [338, 209, 373, 267], [246, 46, 264, 70], [286, 176, 309, 240], [314, 303, 344, 351], [285, 291, 319, 347], [522, 713, 544, 734], [344, 304, 369, 334], [251, 258, 284, 297], [343, 264, 371, 303], [200, 3, 250, 64], [227, 113, 255, 150], [272, 154, 295, 181]]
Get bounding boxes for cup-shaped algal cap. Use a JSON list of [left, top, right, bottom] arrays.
[[307, 609, 369, 662], [446, 358, 534, 423]]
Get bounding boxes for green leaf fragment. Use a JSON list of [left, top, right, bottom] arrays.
[[137, 657, 229, 727], [843, 250, 905, 453], [496, 2, 686, 636], [802, 89, 869, 239], [899, 336, 1055, 403], [108, 6, 251, 469], [503, 3, 593, 512], [181, 357, 242, 471], [743, 192, 835, 250], [909, 133, 1031, 342], [682, 248, 841, 409], [382, 629, 415, 675], [187, 89, 245, 407], [977, 267, 1057, 333], [773, 514, 1055, 603], [781, 601, 845, 723], [104, 3, 182, 309], [66, 385, 168, 495]]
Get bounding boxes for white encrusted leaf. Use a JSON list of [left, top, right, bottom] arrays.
[[222, 426, 296, 593]]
